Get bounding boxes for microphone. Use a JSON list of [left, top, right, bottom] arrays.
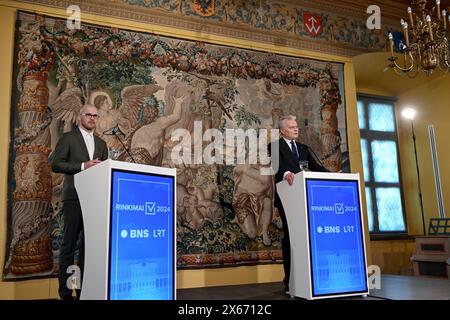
[[104, 126, 137, 163], [103, 126, 120, 135]]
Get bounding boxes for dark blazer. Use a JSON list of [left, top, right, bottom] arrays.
[[49, 127, 109, 201], [269, 138, 329, 207]]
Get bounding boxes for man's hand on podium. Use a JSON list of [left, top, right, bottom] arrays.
[[84, 159, 102, 170], [284, 172, 295, 186]]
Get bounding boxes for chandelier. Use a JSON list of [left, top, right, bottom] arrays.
[[387, 0, 450, 77]]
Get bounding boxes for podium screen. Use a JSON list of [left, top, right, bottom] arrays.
[[305, 178, 368, 297], [109, 169, 175, 300]]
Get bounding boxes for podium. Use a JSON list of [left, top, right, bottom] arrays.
[[74, 159, 176, 300], [277, 171, 369, 299]]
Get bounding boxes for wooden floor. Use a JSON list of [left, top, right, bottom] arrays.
[[369, 275, 450, 300], [177, 275, 450, 300]]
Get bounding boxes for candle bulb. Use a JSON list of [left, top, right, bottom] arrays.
[[408, 7, 415, 28], [388, 33, 394, 57], [443, 10, 447, 30], [427, 15, 434, 41], [436, 0, 441, 20], [403, 22, 410, 46]]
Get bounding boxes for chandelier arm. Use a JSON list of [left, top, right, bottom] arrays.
[[391, 59, 415, 72], [392, 65, 418, 78]]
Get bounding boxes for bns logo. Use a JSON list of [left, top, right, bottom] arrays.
[[130, 229, 149, 238]]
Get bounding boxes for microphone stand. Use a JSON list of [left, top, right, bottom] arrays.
[[112, 130, 137, 164]]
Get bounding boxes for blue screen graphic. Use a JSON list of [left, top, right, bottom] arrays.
[[109, 169, 174, 300], [306, 179, 367, 297]]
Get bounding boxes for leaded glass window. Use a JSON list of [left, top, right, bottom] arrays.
[[357, 95, 407, 236]]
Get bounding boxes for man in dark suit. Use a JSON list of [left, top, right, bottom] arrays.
[[49, 104, 109, 300], [269, 115, 328, 295]]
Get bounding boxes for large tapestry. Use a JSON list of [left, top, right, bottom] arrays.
[[3, 11, 347, 280]]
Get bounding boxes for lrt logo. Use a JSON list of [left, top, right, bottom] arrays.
[[334, 203, 344, 215], [145, 202, 156, 215]]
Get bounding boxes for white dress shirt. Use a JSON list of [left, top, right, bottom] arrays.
[[79, 126, 95, 170]]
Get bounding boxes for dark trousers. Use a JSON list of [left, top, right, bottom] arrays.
[[58, 200, 85, 300], [276, 202, 291, 289]]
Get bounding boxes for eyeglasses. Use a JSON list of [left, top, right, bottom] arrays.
[[82, 113, 99, 119]]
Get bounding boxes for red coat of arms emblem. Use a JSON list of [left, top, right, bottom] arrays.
[[304, 13, 323, 36]]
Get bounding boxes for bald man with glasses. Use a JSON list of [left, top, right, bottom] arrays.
[[49, 104, 109, 300]]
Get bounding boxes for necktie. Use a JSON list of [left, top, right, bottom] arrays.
[[290, 140, 299, 163]]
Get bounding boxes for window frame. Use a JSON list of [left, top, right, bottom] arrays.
[[357, 94, 408, 239]]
